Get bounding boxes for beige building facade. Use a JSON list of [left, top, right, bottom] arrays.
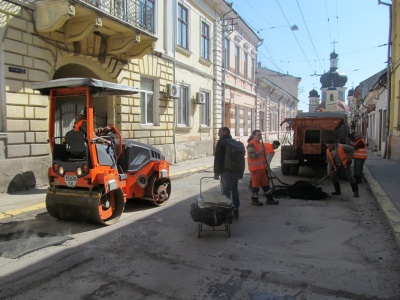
[[221, 10, 260, 144], [0, 0, 169, 192], [0, 0, 242, 192], [256, 66, 299, 142]]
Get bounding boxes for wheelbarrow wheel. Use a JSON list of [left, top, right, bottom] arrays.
[[197, 223, 202, 238], [226, 223, 231, 237]]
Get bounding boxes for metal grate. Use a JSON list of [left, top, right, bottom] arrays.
[[81, 0, 155, 34], [54, 102, 107, 142]]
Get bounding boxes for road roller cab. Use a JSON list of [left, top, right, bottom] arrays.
[[32, 78, 171, 225]]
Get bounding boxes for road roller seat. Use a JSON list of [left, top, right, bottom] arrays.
[[65, 129, 87, 159]]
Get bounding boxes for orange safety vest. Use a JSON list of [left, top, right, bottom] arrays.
[[74, 119, 86, 132], [353, 139, 367, 160], [247, 140, 267, 171], [327, 144, 349, 171], [264, 143, 274, 155]]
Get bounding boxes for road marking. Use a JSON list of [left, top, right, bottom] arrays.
[[0, 202, 46, 220]]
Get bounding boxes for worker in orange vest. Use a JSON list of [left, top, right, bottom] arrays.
[[247, 130, 279, 205], [353, 134, 367, 184], [246, 135, 280, 188], [326, 140, 359, 197], [265, 140, 281, 166]]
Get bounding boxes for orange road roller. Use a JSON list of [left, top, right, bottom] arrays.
[[32, 78, 171, 225]]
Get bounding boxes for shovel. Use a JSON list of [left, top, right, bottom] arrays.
[[312, 171, 334, 187]]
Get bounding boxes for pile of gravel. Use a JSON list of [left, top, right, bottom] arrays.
[[273, 181, 328, 200]]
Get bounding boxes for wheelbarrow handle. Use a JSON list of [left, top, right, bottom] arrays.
[[200, 176, 219, 196]]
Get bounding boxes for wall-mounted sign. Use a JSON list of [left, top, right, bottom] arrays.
[[9, 67, 27, 74]]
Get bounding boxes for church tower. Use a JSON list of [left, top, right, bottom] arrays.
[[308, 88, 320, 112], [325, 85, 338, 111], [319, 51, 347, 104], [311, 50, 350, 113]]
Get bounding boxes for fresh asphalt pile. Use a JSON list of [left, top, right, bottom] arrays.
[[273, 181, 328, 200]]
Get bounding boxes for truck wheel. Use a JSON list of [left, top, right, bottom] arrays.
[[281, 163, 289, 175], [289, 164, 299, 175]]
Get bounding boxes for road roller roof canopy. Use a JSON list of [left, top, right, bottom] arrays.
[[32, 78, 139, 96]]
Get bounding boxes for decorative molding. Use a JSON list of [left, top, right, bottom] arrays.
[[35, 0, 75, 32], [109, 34, 141, 54], [65, 17, 101, 42]]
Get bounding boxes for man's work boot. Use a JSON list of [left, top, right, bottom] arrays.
[[265, 194, 279, 205], [251, 193, 263, 206], [331, 183, 341, 196], [233, 208, 239, 219], [351, 183, 359, 197]]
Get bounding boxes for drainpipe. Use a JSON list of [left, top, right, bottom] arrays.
[[221, 2, 233, 128], [379, 0, 392, 159], [277, 95, 283, 141], [255, 41, 263, 132], [173, 0, 177, 163]]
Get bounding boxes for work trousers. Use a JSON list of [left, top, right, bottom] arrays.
[[250, 168, 270, 194], [331, 165, 356, 185], [221, 171, 240, 209], [353, 158, 366, 180]]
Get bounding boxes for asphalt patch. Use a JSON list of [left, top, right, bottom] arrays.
[[273, 181, 328, 200], [0, 231, 73, 259]]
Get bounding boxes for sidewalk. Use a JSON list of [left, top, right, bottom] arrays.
[[1, 152, 400, 249], [169, 156, 214, 180], [364, 150, 400, 246]]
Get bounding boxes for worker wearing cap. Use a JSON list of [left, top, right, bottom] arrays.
[[247, 130, 279, 205], [326, 140, 359, 197], [353, 134, 367, 184]]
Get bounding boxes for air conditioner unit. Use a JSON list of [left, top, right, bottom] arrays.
[[195, 92, 206, 104], [167, 83, 180, 98]]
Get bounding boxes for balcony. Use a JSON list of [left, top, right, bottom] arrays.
[[34, 0, 157, 62], [79, 0, 155, 34]]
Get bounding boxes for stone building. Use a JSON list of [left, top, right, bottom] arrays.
[[220, 7, 260, 144], [0, 0, 235, 192], [256, 66, 300, 142], [352, 70, 387, 153]]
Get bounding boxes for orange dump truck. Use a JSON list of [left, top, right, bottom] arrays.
[[280, 112, 350, 176]]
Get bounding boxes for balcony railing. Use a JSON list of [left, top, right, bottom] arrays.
[[81, 0, 155, 34]]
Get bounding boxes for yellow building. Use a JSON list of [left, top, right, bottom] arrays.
[[0, 0, 169, 192], [169, 0, 227, 161], [389, 0, 400, 161], [0, 0, 234, 191]]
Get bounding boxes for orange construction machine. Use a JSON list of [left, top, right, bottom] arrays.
[[32, 78, 171, 225], [280, 112, 350, 176]]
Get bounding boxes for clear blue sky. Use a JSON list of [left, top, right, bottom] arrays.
[[230, 0, 390, 111]]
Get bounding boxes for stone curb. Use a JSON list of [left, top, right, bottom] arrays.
[[170, 164, 214, 180], [364, 165, 400, 249]]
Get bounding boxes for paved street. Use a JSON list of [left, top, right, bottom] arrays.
[[0, 150, 400, 299]]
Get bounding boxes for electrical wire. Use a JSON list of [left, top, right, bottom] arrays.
[[275, 0, 314, 74], [296, 0, 324, 73]]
